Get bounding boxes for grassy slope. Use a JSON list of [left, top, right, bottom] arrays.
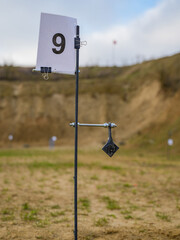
[[0, 54, 180, 97], [0, 53, 180, 154]]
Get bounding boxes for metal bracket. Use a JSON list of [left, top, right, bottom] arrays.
[[69, 122, 117, 128], [70, 122, 119, 157]]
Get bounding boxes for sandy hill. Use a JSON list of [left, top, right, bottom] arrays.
[[0, 53, 180, 152]]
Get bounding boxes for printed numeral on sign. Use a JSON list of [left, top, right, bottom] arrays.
[[52, 33, 66, 54]]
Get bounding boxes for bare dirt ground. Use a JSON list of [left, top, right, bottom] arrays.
[[0, 147, 180, 240]]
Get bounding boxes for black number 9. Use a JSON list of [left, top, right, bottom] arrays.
[[52, 33, 66, 54]]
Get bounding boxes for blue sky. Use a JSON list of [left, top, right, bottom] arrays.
[[0, 0, 179, 66]]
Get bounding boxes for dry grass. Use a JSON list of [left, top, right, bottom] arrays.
[[0, 147, 180, 239]]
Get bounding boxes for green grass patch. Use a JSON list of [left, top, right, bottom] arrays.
[[50, 211, 65, 217], [23, 209, 38, 221], [53, 217, 69, 223], [79, 198, 91, 211], [121, 209, 132, 215], [51, 204, 61, 209], [28, 161, 74, 169], [107, 214, 117, 219], [1, 188, 9, 194], [22, 202, 31, 210], [124, 215, 133, 220], [156, 212, 171, 222], [129, 204, 139, 211], [1, 215, 15, 221], [0, 148, 74, 158], [101, 165, 122, 171], [36, 218, 50, 228], [95, 217, 109, 227], [2, 208, 13, 215], [90, 175, 99, 180], [1, 208, 14, 221], [27, 161, 99, 170], [123, 183, 132, 188], [102, 196, 120, 210]]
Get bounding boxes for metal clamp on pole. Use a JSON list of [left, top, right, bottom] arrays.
[[74, 31, 80, 49], [40, 67, 52, 73]]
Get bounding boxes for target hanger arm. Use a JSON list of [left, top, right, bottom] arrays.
[[69, 122, 117, 128]]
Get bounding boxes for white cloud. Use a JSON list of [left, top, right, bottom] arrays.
[[0, 0, 179, 67], [80, 0, 180, 66]]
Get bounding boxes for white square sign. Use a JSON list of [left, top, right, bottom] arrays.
[[35, 13, 77, 75]]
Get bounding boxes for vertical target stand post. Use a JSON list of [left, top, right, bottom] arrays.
[[74, 25, 80, 240], [33, 13, 83, 240]]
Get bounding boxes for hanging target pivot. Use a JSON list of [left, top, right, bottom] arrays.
[[69, 122, 119, 157]]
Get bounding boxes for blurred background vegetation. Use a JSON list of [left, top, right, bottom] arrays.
[[0, 53, 180, 157]]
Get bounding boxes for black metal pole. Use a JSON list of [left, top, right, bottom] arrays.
[[74, 25, 80, 240]]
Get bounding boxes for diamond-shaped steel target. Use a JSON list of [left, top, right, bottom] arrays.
[[102, 139, 119, 157], [102, 124, 119, 157]]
